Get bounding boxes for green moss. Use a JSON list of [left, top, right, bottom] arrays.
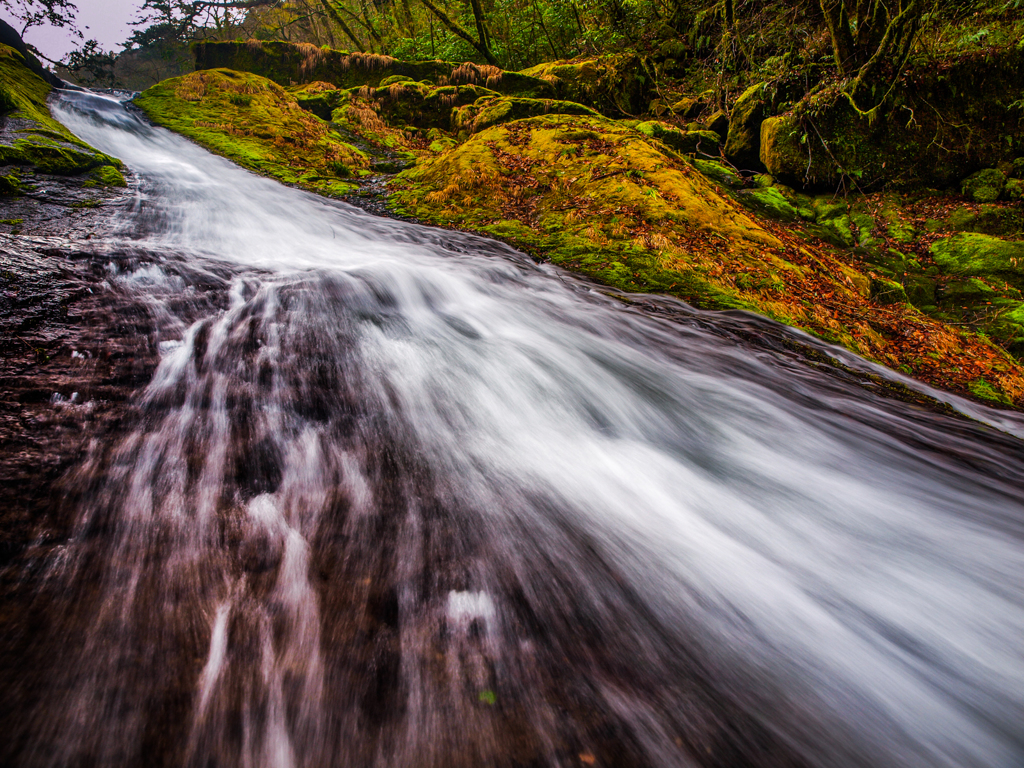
[[135, 69, 367, 196], [961, 168, 1006, 203], [424, 137, 450, 154], [969, 377, 1012, 405], [946, 204, 1024, 236], [930, 233, 1024, 288], [760, 115, 807, 185], [84, 164, 127, 187], [0, 172, 20, 196], [453, 96, 598, 135], [736, 186, 800, 222], [723, 83, 767, 171], [870, 276, 908, 305], [636, 121, 719, 156], [0, 44, 121, 178], [692, 159, 742, 187], [518, 55, 653, 116]]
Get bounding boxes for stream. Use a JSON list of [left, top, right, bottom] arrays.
[[3, 89, 1024, 768]]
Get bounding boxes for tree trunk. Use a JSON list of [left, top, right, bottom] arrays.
[[418, 0, 499, 65]]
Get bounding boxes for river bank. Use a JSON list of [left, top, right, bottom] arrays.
[[120, 40, 1024, 408]]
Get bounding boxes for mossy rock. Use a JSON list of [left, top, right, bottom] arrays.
[[736, 186, 800, 222], [636, 121, 719, 156], [86, 164, 127, 187], [962, 168, 1007, 203], [705, 110, 729, 141], [930, 233, 1024, 288], [1009, 157, 1024, 180], [518, 54, 654, 116], [0, 44, 122, 179], [452, 96, 598, 135], [946, 204, 1024, 237], [723, 83, 768, 172], [692, 159, 742, 188], [135, 68, 368, 196], [870, 276, 908, 305], [670, 96, 704, 119], [0, 141, 105, 175], [0, 172, 20, 195], [781, 47, 1024, 190], [193, 41, 554, 99], [1006, 178, 1024, 202], [760, 115, 806, 186], [391, 112, 779, 310]]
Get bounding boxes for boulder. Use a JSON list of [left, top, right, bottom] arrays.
[[452, 96, 598, 135], [930, 233, 1024, 289], [760, 115, 806, 185], [704, 109, 729, 141], [636, 121, 720, 155], [961, 168, 1006, 203], [723, 83, 768, 172]]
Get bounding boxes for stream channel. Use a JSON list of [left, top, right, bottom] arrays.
[[2, 89, 1024, 768]]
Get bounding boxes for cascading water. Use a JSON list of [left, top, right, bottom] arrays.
[[2, 89, 1023, 768]]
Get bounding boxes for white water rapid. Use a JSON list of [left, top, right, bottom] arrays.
[[4, 89, 1023, 768]]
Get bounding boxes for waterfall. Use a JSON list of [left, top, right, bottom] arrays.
[[2, 89, 1022, 768]]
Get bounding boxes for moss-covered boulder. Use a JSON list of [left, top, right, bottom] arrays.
[[636, 121, 719, 156], [452, 96, 598, 135], [946, 204, 1024, 237], [736, 186, 801, 222], [519, 54, 655, 116], [670, 96, 704, 119], [760, 115, 807, 185], [135, 68, 369, 196], [723, 83, 768, 172], [1006, 178, 1024, 202], [930, 233, 1024, 288], [775, 46, 1024, 190], [388, 113, 1024, 404], [704, 109, 729, 141], [0, 44, 123, 184], [192, 41, 553, 99], [961, 168, 1006, 203], [363, 81, 498, 130], [870, 276, 908, 305]]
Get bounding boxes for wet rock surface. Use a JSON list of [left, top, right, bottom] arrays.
[[0, 181, 235, 751]]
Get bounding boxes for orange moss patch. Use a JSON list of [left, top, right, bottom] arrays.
[[391, 114, 1024, 405]]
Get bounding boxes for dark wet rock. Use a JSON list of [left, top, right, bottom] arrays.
[[705, 109, 729, 141]]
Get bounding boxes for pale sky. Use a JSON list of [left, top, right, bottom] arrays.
[[2, 0, 143, 60]]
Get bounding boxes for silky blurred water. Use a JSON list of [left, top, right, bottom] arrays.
[[9, 89, 1022, 768]]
